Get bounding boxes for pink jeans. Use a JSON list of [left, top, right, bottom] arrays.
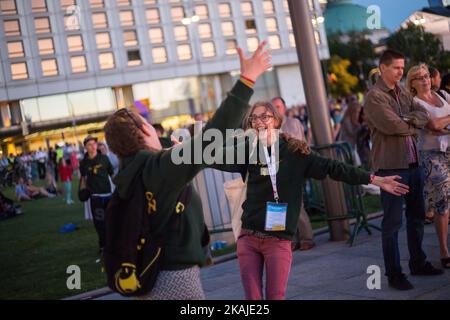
[[237, 231, 292, 300]]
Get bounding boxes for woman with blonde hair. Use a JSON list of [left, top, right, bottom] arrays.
[[406, 63, 450, 268]]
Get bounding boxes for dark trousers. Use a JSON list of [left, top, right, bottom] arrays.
[[37, 162, 46, 179], [90, 195, 111, 250], [377, 166, 427, 277]]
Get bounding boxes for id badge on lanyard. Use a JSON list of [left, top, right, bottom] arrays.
[[263, 145, 288, 231]]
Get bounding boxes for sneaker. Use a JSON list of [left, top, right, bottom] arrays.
[[410, 261, 444, 276], [388, 274, 414, 291]]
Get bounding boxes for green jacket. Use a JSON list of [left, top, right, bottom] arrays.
[[213, 137, 371, 240], [113, 80, 253, 270]]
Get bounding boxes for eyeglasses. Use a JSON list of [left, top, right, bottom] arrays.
[[248, 114, 274, 124], [412, 74, 430, 82], [115, 108, 142, 129]]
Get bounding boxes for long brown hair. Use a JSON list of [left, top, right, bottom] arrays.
[[243, 101, 310, 155]]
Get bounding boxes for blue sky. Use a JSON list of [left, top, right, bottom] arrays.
[[352, 0, 430, 31]]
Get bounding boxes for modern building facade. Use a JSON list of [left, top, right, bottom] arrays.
[[0, 0, 329, 154]]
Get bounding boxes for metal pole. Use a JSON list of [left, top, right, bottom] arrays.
[[288, 0, 350, 241]]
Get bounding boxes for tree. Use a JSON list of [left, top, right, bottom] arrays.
[[327, 55, 359, 98], [386, 22, 450, 72]]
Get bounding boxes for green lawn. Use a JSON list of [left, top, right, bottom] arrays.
[[0, 179, 382, 300]]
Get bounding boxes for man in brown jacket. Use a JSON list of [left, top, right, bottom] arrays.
[[365, 49, 443, 291]]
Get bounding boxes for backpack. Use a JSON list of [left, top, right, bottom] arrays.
[[103, 172, 192, 297]]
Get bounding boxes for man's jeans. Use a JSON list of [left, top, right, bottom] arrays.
[[376, 166, 427, 277]]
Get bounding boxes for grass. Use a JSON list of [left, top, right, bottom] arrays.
[[0, 179, 382, 300]]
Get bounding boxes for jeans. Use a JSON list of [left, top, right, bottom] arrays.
[[64, 181, 72, 203], [376, 166, 427, 277]]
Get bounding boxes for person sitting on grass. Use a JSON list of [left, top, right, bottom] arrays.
[[25, 178, 56, 199], [15, 177, 32, 202]]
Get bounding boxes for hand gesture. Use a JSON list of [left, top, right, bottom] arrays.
[[237, 40, 272, 82], [371, 175, 409, 196]]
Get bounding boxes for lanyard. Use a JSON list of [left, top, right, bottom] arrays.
[[263, 145, 279, 203]]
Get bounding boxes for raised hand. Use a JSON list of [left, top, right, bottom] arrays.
[[371, 175, 409, 196], [237, 40, 272, 82]]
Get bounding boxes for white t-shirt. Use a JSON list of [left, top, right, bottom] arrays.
[[415, 90, 450, 152]]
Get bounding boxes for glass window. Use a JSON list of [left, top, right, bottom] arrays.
[[314, 30, 321, 45], [201, 42, 215, 58], [61, 0, 76, 10], [11, 62, 28, 80], [95, 32, 111, 48], [174, 25, 188, 41], [241, 2, 253, 16], [34, 17, 51, 33], [268, 35, 280, 49], [171, 7, 185, 21], [67, 35, 84, 52], [148, 27, 163, 43], [32, 0, 47, 13], [117, 0, 131, 6], [144, 0, 157, 3], [127, 50, 141, 66], [245, 19, 257, 34], [123, 30, 138, 47], [1, 0, 17, 15], [286, 16, 292, 30], [247, 37, 258, 52], [177, 44, 191, 61], [37, 38, 55, 55], [99, 52, 115, 69], [89, 0, 104, 8], [225, 39, 237, 55], [146, 8, 160, 24], [218, 3, 231, 18], [7, 41, 24, 58], [263, 0, 274, 14], [92, 12, 108, 28], [64, 15, 80, 31], [195, 5, 208, 20], [289, 33, 295, 47], [283, 0, 289, 12], [221, 21, 234, 36], [4, 20, 21, 36], [265, 18, 277, 32], [119, 10, 134, 27], [152, 47, 167, 64], [70, 55, 87, 73], [41, 58, 58, 76], [198, 23, 212, 39]]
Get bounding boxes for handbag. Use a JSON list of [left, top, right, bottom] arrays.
[[223, 173, 248, 241]]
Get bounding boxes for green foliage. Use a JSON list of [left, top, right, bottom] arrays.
[[327, 55, 359, 98]]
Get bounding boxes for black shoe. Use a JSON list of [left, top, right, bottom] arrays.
[[388, 274, 414, 291], [410, 261, 444, 276]]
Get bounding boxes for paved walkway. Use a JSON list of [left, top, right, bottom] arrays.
[[96, 217, 450, 300]]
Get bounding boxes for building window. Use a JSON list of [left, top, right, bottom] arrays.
[[1, 0, 17, 15], [4, 20, 21, 36], [148, 27, 164, 44], [11, 62, 28, 80], [245, 19, 257, 34], [289, 33, 295, 47], [177, 44, 191, 61], [263, 0, 274, 14], [37, 38, 55, 55], [265, 18, 277, 32], [61, 0, 76, 10], [171, 6, 185, 21], [174, 25, 188, 41], [195, 5, 208, 20], [96, 32, 111, 48], [218, 3, 231, 18], [146, 8, 160, 24], [268, 35, 280, 49], [123, 30, 138, 47], [117, 0, 131, 6], [89, 0, 104, 8], [119, 10, 134, 27], [201, 42, 215, 58], [34, 17, 51, 33], [314, 30, 321, 45], [7, 41, 24, 58], [70, 55, 87, 73], [198, 23, 212, 39], [286, 16, 293, 31], [144, 0, 157, 3], [127, 49, 141, 66], [152, 47, 167, 64], [283, 0, 289, 12], [221, 21, 234, 36], [225, 39, 237, 55], [92, 12, 108, 28], [247, 37, 258, 52], [241, 2, 253, 16], [67, 35, 84, 52], [32, 0, 47, 13], [64, 15, 80, 31], [99, 52, 115, 70], [41, 58, 58, 76]]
